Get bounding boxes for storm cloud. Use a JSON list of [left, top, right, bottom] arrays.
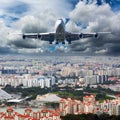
[[68, 1, 120, 55]]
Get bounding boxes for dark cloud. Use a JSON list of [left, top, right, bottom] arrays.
[[106, 44, 120, 55], [7, 15, 51, 51], [0, 46, 17, 54], [8, 39, 39, 49], [70, 32, 120, 55]]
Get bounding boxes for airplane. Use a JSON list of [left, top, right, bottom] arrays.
[[21, 19, 111, 44]]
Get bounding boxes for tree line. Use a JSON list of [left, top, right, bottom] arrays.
[[61, 113, 120, 120]]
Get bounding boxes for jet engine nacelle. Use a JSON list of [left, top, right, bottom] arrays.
[[22, 34, 42, 39], [49, 41, 53, 44], [94, 33, 98, 38], [23, 34, 26, 39], [49, 40, 54, 44], [68, 40, 71, 44], [38, 34, 41, 39], [79, 33, 98, 38], [79, 33, 83, 38]]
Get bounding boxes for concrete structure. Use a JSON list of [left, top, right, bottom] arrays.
[[36, 93, 61, 103]]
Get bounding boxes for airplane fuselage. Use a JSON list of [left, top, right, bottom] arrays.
[[55, 19, 66, 43]]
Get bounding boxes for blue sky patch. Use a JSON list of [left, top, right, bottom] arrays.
[[76, 22, 87, 29], [6, 1, 30, 15], [0, 15, 19, 27], [68, 0, 79, 8], [49, 44, 68, 52], [49, 45, 56, 52], [96, 0, 120, 11], [96, 0, 103, 5]]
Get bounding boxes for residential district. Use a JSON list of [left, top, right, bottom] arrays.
[[0, 55, 120, 120]]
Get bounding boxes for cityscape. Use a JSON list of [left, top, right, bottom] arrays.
[[0, 55, 120, 120]]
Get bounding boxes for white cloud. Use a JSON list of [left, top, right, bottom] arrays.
[[95, 49, 108, 54], [18, 48, 44, 54], [0, 19, 11, 46], [0, 0, 73, 18], [69, 1, 113, 26], [66, 20, 82, 32]]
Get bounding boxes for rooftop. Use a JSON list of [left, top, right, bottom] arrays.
[[0, 89, 12, 100], [36, 93, 61, 102]]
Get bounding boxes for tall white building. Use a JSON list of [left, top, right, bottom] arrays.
[[45, 78, 51, 88], [37, 77, 45, 88]]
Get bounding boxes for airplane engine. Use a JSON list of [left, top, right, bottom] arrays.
[[38, 34, 41, 39], [22, 34, 26, 39], [68, 40, 71, 44], [79, 33, 83, 38], [94, 33, 98, 38], [56, 41, 59, 44], [49, 41, 53, 44], [62, 41, 65, 44], [49, 39, 54, 44]]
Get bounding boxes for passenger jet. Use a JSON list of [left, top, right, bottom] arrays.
[[22, 19, 110, 44]]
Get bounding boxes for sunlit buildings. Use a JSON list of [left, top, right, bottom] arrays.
[[0, 74, 56, 88], [59, 95, 120, 116], [59, 95, 96, 116], [0, 107, 61, 120]]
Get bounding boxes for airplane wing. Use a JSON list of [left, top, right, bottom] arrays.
[[66, 32, 111, 43], [22, 32, 55, 43], [20, 31, 110, 44]]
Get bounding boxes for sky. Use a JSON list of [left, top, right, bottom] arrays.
[[0, 0, 120, 56]]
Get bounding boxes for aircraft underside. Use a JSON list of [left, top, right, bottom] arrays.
[[21, 19, 110, 45]]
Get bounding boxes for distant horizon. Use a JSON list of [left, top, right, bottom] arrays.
[[0, 52, 120, 57]]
